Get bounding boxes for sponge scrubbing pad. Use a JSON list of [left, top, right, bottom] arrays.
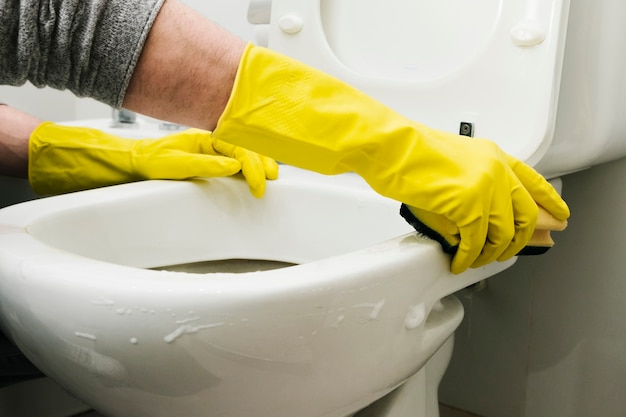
[[400, 204, 568, 256]]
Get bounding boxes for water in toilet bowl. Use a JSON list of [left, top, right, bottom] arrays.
[[153, 258, 294, 274]]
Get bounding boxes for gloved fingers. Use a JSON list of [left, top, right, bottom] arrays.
[[209, 137, 238, 157], [496, 184, 538, 262], [156, 129, 222, 156], [139, 153, 241, 180], [451, 212, 490, 275], [211, 139, 266, 197], [193, 155, 242, 178], [151, 132, 276, 196], [450, 174, 538, 274], [213, 138, 279, 197], [262, 155, 279, 180], [239, 152, 269, 198], [506, 154, 570, 220], [468, 194, 516, 269], [213, 138, 279, 177]]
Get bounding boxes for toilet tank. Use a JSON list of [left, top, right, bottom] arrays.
[[534, 0, 626, 177], [248, 0, 626, 178]]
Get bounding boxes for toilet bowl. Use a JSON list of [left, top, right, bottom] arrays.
[[0, 163, 512, 417]]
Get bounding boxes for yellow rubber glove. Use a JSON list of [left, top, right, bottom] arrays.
[[212, 44, 570, 274], [29, 122, 278, 197], [400, 204, 568, 256]]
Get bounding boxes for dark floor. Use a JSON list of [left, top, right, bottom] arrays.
[[74, 404, 482, 417], [440, 404, 484, 417]]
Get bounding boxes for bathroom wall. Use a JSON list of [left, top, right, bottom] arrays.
[[440, 156, 626, 417]]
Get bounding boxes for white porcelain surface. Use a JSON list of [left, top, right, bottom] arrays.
[[535, 0, 626, 177], [0, 166, 512, 417]]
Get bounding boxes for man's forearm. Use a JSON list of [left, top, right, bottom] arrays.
[[0, 105, 41, 178], [123, 0, 246, 131], [0, 0, 245, 131], [0, 0, 245, 179]]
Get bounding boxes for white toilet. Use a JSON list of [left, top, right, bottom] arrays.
[[3, 0, 626, 416], [0, 161, 513, 417]]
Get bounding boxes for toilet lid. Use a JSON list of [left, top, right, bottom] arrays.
[[261, 0, 570, 165]]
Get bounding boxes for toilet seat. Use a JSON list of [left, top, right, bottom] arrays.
[[251, 0, 570, 166], [0, 166, 512, 417]]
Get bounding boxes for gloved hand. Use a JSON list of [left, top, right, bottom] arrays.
[[400, 204, 568, 256], [29, 122, 278, 197], [212, 44, 570, 274]]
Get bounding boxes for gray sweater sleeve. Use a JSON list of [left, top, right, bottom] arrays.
[[0, 0, 165, 108]]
